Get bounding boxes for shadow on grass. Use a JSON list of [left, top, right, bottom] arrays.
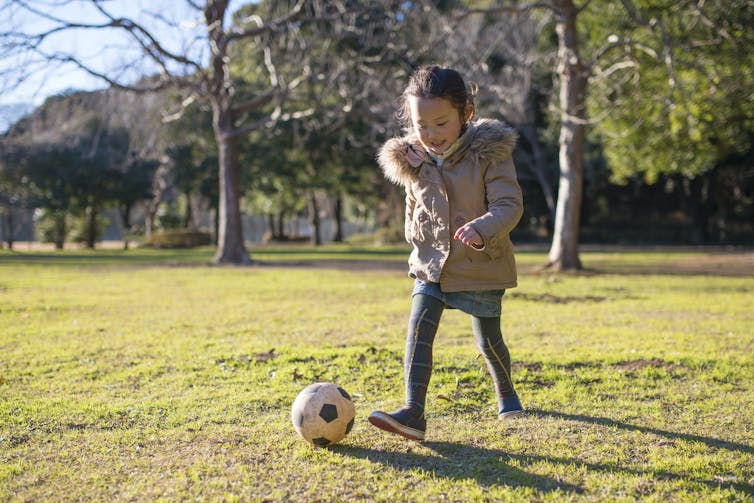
[[0, 246, 408, 268], [251, 246, 409, 258], [335, 410, 754, 497], [336, 441, 584, 495], [529, 409, 754, 495], [531, 408, 753, 454], [0, 249, 214, 266]]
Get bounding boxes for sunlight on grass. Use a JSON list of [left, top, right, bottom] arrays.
[[1, 246, 752, 501]]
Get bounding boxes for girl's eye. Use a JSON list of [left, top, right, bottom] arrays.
[[437, 122, 447, 127]]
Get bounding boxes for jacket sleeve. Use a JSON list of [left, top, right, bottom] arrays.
[[469, 158, 523, 258]]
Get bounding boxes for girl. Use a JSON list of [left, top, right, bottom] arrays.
[[369, 65, 524, 441]]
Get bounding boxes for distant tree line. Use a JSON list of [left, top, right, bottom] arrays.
[[1, 1, 752, 259]]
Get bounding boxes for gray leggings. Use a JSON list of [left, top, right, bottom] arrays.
[[403, 293, 515, 415]]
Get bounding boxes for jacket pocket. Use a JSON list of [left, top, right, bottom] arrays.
[[483, 232, 509, 259], [466, 246, 491, 263], [412, 209, 433, 243]]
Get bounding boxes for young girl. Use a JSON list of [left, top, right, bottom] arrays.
[[369, 65, 524, 441]]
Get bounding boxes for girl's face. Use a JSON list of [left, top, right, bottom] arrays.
[[408, 96, 470, 155]]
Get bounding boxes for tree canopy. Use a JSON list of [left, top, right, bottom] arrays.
[[1, 0, 752, 255]]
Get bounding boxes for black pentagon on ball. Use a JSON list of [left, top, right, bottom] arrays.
[[312, 437, 332, 447], [319, 403, 338, 423], [295, 412, 305, 428], [345, 417, 354, 434], [337, 386, 351, 400]]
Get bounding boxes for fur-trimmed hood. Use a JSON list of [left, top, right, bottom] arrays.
[[378, 119, 517, 187]]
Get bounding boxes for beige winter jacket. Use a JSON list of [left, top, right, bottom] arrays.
[[378, 119, 523, 292]]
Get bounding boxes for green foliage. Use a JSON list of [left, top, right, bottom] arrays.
[[34, 210, 110, 247], [0, 247, 752, 501], [2, 101, 160, 246], [585, 0, 754, 183], [164, 101, 217, 194], [112, 158, 159, 214]]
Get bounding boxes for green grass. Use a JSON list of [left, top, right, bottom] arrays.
[[1, 245, 753, 501]]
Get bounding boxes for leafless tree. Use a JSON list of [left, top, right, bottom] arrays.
[[0, 0, 358, 264], [439, 7, 557, 219]]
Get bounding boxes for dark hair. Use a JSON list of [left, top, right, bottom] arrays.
[[396, 65, 477, 129]]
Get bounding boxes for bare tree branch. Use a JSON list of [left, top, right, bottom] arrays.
[[88, 1, 204, 71], [691, 2, 736, 46], [230, 89, 277, 117], [41, 53, 179, 93], [3, 0, 207, 98], [619, 0, 676, 89], [591, 60, 637, 81], [228, 113, 273, 138], [263, 45, 279, 88], [160, 94, 199, 123], [589, 36, 659, 69], [226, 0, 306, 41]]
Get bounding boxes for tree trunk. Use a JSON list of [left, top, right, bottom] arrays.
[[333, 194, 344, 242], [548, 0, 586, 270], [211, 102, 252, 264], [54, 213, 66, 250], [144, 196, 159, 239], [276, 212, 286, 240], [121, 203, 132, 250], [85, 204, 98, 249], [184, 191, 194, 229], [2, 207, 13, 250], [309, 192, 322, 246], [206, 1, 251, 265], [266, 214, 275, 241], [211, 206, 219, 246]]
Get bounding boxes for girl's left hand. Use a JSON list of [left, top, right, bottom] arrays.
[[404, 143, 428, 168], [454, 224, 483, 249]]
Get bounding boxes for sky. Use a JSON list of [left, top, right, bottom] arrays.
[[0, 0, 212, 110]]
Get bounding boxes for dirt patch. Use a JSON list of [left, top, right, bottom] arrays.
[[611, 359, 689, 373], [508, 292, 609, 303], [570, 247, 754, 277], [666, 252, 754, 276], [513, 359, 690, 374], [269, 248, 754, 276], [514, 361, 544, 372], [258, 259, 406, 271]]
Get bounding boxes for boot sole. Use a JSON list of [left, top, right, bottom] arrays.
[[498, 410, 524, 421], [368, 412, 425, 441]]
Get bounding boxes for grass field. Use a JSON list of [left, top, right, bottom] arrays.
[[1, 245, 753, 502]]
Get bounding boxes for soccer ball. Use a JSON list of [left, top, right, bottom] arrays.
[[291, 382, 355, 447]]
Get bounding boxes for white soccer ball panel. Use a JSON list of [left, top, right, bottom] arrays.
[[291, 382, 356, 446]]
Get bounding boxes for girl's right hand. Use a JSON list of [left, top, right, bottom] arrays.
[[454, 223, 484, 249], [404, 143, 428, 168]]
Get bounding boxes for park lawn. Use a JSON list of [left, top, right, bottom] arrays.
[[0, 245, 752, 502]]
